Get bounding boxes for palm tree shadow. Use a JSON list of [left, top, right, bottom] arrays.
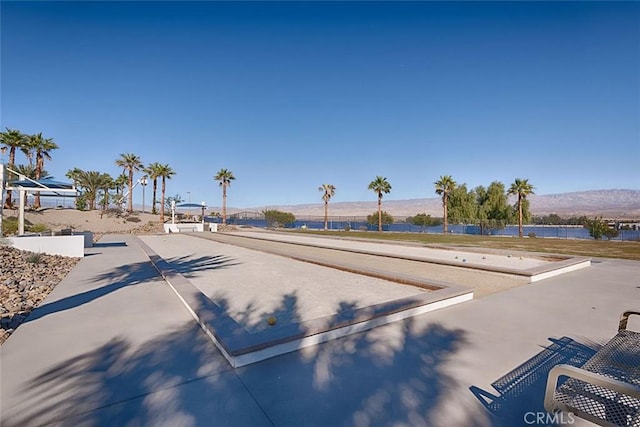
[[239, 317, 471, 426], [7, 292, 471, 426], [162, 254, 241, 278], [24, 254, 239, 324], [5, 311, 244, 426]]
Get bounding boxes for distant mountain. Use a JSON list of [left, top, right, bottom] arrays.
[[528, 189, 640, 217], [228, 189, 640, 218]]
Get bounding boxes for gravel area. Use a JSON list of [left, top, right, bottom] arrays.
[[0, 245, 80, 344]]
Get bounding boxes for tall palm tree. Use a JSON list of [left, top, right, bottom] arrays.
[[115, 153, 143, 213], [1, 128, 28, 208], [144, 162, 163, 215], [508, 178, 535, 238], [434, 175, 457, 234], [368, 176, 392, 232], [28, 133, 58, 208], [318, 184, 336, 231], [157, 164, 175, 222], [214, 168, 235, 225]]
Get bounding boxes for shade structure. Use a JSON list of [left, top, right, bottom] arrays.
[[2, 169, 78, 235], [8, 178, 75, 190], [175, 203, 206, 209]]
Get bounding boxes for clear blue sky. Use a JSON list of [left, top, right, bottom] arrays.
[[2, 1, 639, 209]]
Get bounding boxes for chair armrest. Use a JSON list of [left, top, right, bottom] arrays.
[[544, 364, 640, 415], [619, 310, 640, 332]]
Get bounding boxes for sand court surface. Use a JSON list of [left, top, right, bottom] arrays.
[[138, 234, 429, 334], [231, 230, 552, 270]]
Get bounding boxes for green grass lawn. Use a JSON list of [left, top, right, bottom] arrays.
[[287, 229, 640, 261]]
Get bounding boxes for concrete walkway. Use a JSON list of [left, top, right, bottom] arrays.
[[2, 233, 639, 426]]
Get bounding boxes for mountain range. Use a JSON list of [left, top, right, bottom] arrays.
[[226, 189, 640, 218]]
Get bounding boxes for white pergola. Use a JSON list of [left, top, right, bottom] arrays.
[[0, 164, 78, 235]]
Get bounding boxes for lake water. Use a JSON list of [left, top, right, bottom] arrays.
[[218, 218, 640, 241]]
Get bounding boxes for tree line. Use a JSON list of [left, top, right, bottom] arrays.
[[320, 175, 535, 238]]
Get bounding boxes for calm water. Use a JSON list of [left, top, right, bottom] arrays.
[[218, 218, 640, 241]]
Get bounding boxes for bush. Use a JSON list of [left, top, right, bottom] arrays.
[[262, 209, 296, 228], [29, 223, 49, 233], [26, 252, 45, 264], [1, 217, 36, 236], [407, 213, 440, 232], [366, 211, 394, 226], [527, 232, 536, 239], [126, 216, 141, 223], [584, 217, 612, 240], [2, 217, 19, 236]]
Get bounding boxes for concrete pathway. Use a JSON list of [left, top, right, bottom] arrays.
[[1, 232, 639, 426]]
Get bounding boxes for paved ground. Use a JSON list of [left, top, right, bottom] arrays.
[[1, 232, 639, 426]]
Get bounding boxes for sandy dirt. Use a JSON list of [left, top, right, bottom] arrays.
[[5, 208, 164, 234]]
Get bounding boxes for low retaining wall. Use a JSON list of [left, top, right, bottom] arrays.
[[8, 235, 85, 257], [164, 223, 217, 233]]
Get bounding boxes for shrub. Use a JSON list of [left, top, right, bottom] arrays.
[[584, 217, 611, 240], [527, 232, 536, 239], [262, 209, 296, 228], [2, 217, 35, 236], [26, 252, 45, 264], [29, 223, 49, 233], [366, 211, 394, 226]]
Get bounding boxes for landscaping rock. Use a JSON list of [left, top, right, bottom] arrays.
[[0, 246, 79, 345]]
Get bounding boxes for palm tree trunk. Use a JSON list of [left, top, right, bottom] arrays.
[[378, 196, 382, 232], [152, 179, 158, 215], [34, 154, 43, 208], [222, 184, 227, 225], [518, 196, 523, 238], [4, 148, 17, 208], [443, 194, 448, 234], [160, 178, 166, 222], [128, 171, 134, 213], [324, 201, 328, 231]]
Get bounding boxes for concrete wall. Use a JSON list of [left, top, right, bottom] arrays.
[[8, 235, 85, 258], [164, 223, 217, 233]]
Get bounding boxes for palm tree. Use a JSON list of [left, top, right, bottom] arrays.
[[214, 168, 235, 225], [113, 173, 128, 207], [1, 128, 28, 208], [318, 184, 336, 231], [28, 133, 58, 208], [98, 173, 115, 215], [157, 164, 175, 222], [368, 176, 392, 232], [66, 169, 107, 210], [115, 153, 143, 213], [144, 162, 163, 215], [434, 175, 456, 234], [508, 178, 535, 238]]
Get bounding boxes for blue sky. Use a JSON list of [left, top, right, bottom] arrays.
[[2, 1, 639, 209]]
